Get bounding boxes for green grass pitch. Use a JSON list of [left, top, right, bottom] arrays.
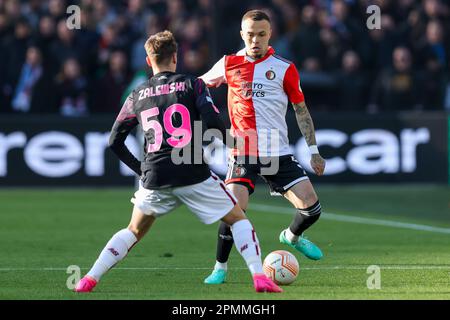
[[0, 185, 449, 300]]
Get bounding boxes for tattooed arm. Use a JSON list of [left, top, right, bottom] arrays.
[[293, 102, 326, 176]]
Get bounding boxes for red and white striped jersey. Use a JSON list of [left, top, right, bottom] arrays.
[[201, 46, 305, 157]]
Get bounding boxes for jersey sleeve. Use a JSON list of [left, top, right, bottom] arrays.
[[115, 94, 137, 122], [193, 78, 234, 148], [283, 63, 305, 104], [194, 78, 220, 114], [109, 93, 141, 176], [199, 56, 227, 88]]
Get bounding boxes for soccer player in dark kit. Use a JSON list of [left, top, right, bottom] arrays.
[[74, 31, 281, 293]]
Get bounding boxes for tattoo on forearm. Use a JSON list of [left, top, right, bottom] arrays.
[[293, 102, 316, 146]]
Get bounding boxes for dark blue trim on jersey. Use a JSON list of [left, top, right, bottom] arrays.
[[273, 54, 292, 65]]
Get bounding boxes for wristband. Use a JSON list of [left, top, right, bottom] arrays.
[[309, 145, 319, 155]]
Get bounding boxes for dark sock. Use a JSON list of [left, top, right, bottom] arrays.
[[216, 221, 234, 263], [289, 200, 321, 236]]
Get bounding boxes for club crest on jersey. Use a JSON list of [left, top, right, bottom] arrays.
[[234, 166, 247, 177], [265, 70, 276, 80]]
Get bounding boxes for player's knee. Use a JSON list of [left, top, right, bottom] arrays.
[[221, 205, 246, 225], [294, 191, 318, 209], [127, 226, 140, 238], [286, 187, 318, 209], [127, 224, 148, 240], [228, 184, 250, 210]]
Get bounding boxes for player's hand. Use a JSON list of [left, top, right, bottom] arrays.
[[311, 154, 325, 176]]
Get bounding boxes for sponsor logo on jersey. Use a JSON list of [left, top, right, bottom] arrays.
[[251, 82, 266, 98], [265, 70, 276, 80], [240, 82, 268, 98], [240, 81, 253, 99]]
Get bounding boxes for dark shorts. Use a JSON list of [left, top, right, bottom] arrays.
[[225, 155, 309, 195]]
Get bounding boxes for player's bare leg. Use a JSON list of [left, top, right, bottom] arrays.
[[228, 184, 250, 211], [75, 206, 155, 292], [279, 179, 323, 260], [127, 207, 156, 241], [204, 184, 249, 284], [220, 204, 282, 293], [283, 179, 318, 212]]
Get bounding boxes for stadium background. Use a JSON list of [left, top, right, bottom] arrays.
[[0, 0, 449, 300], [0, 0, 449, 186]]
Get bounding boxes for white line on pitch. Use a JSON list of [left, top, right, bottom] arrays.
[[1, 266, 450, 272], [250, 203, 450, 235]]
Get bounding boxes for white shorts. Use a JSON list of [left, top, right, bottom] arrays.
[[131, 173, 237, 225]]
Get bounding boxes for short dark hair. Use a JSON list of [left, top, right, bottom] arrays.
[[241, 10, 271, 24], [144, 30, 178, 65]]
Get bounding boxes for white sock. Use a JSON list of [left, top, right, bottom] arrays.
[[285, 228, 299, 243], [87, 229, 138, 281], [214, 261, 228, 271], [231, 219, 263, 275]]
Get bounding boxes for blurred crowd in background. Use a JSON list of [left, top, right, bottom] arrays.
[[0, 0, 450, 116]]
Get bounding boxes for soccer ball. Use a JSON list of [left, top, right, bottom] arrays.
[[263, 250, 299, 285]]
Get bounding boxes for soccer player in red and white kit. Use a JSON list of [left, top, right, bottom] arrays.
[[74, 30, 281, 293], [201, 10, 326, 284]]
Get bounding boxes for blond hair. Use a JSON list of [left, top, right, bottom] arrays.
[[144, 30, 178, 65]]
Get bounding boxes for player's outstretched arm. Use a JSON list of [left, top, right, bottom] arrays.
[[293, 102, 325, 176], [199, 56, 226, 88]]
